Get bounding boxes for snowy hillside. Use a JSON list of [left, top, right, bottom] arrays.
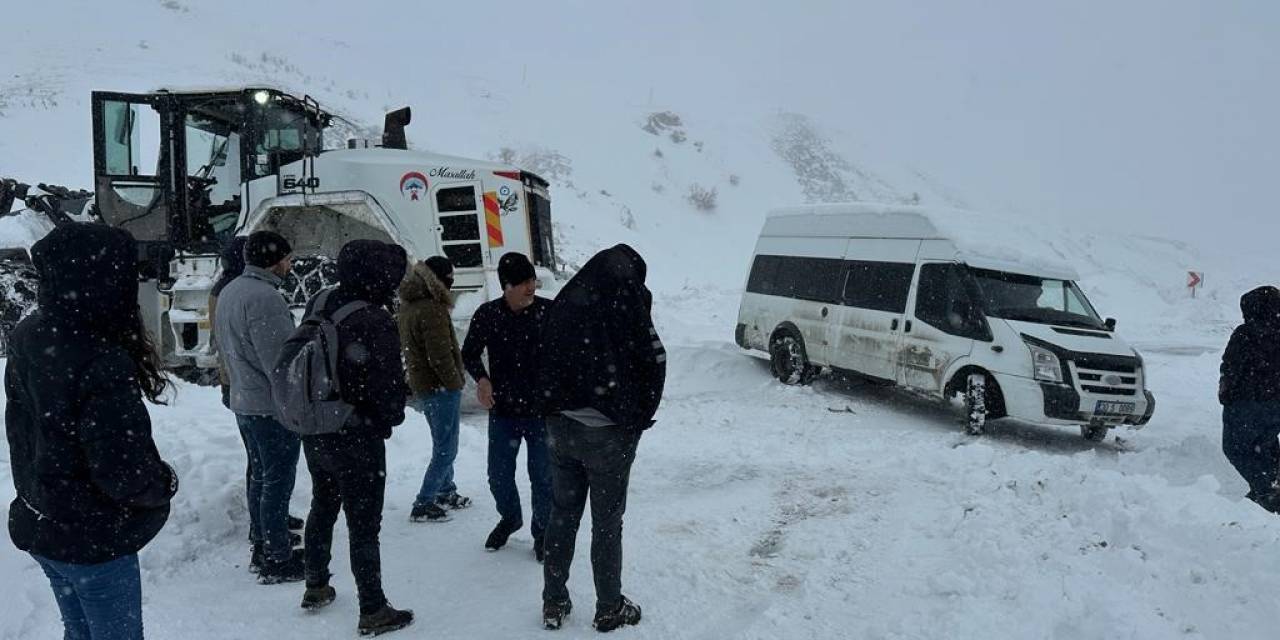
[[4, 2, 1280, 639]]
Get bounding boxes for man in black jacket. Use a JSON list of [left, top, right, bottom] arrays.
[[6, 223, 178, 638], [535, 244, 666, 632], [298, 240, 414, 636], [1220, 285, 1280, 512], [462, 252, 554, 557]]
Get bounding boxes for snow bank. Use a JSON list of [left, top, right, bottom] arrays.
[[0, 210, 53, 251]]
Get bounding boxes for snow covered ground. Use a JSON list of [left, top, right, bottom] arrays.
[[3, 285, 1279, 639]]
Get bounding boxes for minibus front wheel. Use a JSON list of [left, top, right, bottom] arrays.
[[769, 330, 818, 386]]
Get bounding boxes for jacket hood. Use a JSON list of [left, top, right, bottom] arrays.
[[1241, 286, 1280, 329], [399, 261, 453, 308], [337, 240, 409, 306], [31, 223, 138, 328], [558, 243, 651, 312]]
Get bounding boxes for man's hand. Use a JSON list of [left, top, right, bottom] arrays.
[[477, 377, 495, 410]]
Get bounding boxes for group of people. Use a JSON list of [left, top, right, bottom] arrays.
[[4, 222, 665, 639]]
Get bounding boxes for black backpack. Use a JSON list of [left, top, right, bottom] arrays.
[[271, 288, 368, 435]]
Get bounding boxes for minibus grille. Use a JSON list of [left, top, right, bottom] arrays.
[[1069, 356, 1140, 396]]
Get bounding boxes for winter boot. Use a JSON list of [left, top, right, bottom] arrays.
[[248, 543, 264, 574], [435, 492, 473, 510], [358, 603, 414, 636], [288, 515, 305, 531], [290, 531, 302, 547], [301, 585, 337, 611], [258, 549, 306, 585], [592, 596, 641, 633], [485, 518, 522, 551], [409, 502, 451, 523], [543, 599, 572, 630], [533, 535, 545, 563]]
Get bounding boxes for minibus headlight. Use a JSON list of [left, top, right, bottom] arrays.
[[1027, 343, 1063, 383]]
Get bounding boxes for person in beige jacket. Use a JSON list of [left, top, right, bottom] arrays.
[[397, 256, 469, 522]]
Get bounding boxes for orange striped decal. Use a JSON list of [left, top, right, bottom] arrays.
[[484, 191, 504, 247]]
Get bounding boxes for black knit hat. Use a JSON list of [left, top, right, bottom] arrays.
[[498, 252, 536, 288], [424, 256, 454, 282], [243, 231, 293, 269]]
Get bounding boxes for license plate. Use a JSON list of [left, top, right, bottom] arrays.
[[1095, 401, 1135, 415]]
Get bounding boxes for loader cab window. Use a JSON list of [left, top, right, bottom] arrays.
[[247, 95, 322, 180], [103, 100, 161, 178]]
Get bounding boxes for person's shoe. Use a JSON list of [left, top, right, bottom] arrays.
[[485, 518, 522, 551], [288, 515, 305, 531], [258, 549, 306, 585], [543, 599, 572, 630], [300, 585, 336, 610], [409, 502, 451, 523], [435, 492, 473, 510], [290, 531, 302, 547], [248, 543, 264, 574], [592, 596, 641, 633], [533, 536, 545, 563], [358, 603, 414, 636]]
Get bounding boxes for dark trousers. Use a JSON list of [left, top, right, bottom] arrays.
[[1223, 401, 1280, 497], [32, 553, 142, 640], [236, 414, 301, 562], [541, 416, 642, 615], [303, 432, 388, 615], [488, 414, 553, 540]]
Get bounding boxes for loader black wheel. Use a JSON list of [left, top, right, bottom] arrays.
[[770, 331, 818, 386], [281, 255, 340, 307]]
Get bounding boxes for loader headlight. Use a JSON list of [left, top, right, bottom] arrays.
[[253, 90, 271, 105], [1027, 342, 1063, 383]]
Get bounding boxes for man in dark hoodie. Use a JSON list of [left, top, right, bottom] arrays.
[[1220, 285, 1280, 513], [398, 256, 470, 523], [6, 223, 178, 638], [298, 239, 414, 636], [535, 244, 666, 632], [462, 252, 554, 557]]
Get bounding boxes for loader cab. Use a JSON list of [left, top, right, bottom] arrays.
[[91, 88, 327, 261]]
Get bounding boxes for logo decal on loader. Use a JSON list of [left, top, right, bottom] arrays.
[[399, 172, 429, 201]]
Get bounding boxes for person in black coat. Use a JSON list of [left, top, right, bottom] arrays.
[[297, 239, 415, 636], [5, 223, 178, 639], [1220, 285, 1280, 512], [536, 244, 666, 632]]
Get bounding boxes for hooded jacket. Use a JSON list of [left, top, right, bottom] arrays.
[[536, 244, 666, 427], [5, 223, 177, 564], [397, 262, 464, 394], [209, 235, 249, 395], [1220, 285, 1280, 405], [214, 264, 295, 416], [304, 240, 410, 438]]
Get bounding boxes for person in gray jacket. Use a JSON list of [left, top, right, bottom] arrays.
[[213, 230, 304, 583]]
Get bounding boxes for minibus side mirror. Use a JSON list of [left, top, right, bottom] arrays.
[[1104, 317, 1117, 332]]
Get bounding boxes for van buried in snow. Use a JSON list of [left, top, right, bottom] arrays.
[[735, 204, 1155, 441]]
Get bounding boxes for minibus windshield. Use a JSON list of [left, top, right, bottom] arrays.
[[969, 268, 1103, 329]]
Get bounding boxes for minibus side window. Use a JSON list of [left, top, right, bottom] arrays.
[[842, 261, 914, 312], [915, 264, 992, 341]]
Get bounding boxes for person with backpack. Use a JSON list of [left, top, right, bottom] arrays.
[[213, 230, 304, 584], [290, 239, 414, 636], [535, 244, 666, 632], [6, 223, 179, 639], [397, 256, 470, 523], [1220, 285, 1280, 513], [461, 253, 554, 557]]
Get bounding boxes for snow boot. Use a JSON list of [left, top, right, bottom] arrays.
[[301, 585, 336, 611], [290, 531, 302, 547], [485, 518, 522, 551], [249, 543, 264, 574], [543, 599, 572, 630], [358, 603, 414, 636], [288, 515, 305, 531], [409, 502, 451, 523], [435, 492, 472, 510], [258, 549, 306, 585], [592, 596, 641, 633]]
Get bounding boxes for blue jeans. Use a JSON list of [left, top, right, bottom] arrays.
[[236, 414, 301, 562], [409, 390, 462, 506], [488, 414, 552, 540], [32, 553, 143, 640]]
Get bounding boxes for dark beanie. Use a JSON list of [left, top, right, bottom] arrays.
[[498, 252, 536, 288], [424, 256, 454, 281], [244, 231, 292, 269]]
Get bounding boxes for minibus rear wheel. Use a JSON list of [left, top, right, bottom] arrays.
[[770, 331, 817, 385]]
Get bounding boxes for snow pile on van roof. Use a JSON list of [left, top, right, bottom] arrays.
[[0, 210, 54, 252], [768, 203, 1082, 280]]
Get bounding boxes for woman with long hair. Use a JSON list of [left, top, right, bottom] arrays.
[[5, 222, 178, 639]]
